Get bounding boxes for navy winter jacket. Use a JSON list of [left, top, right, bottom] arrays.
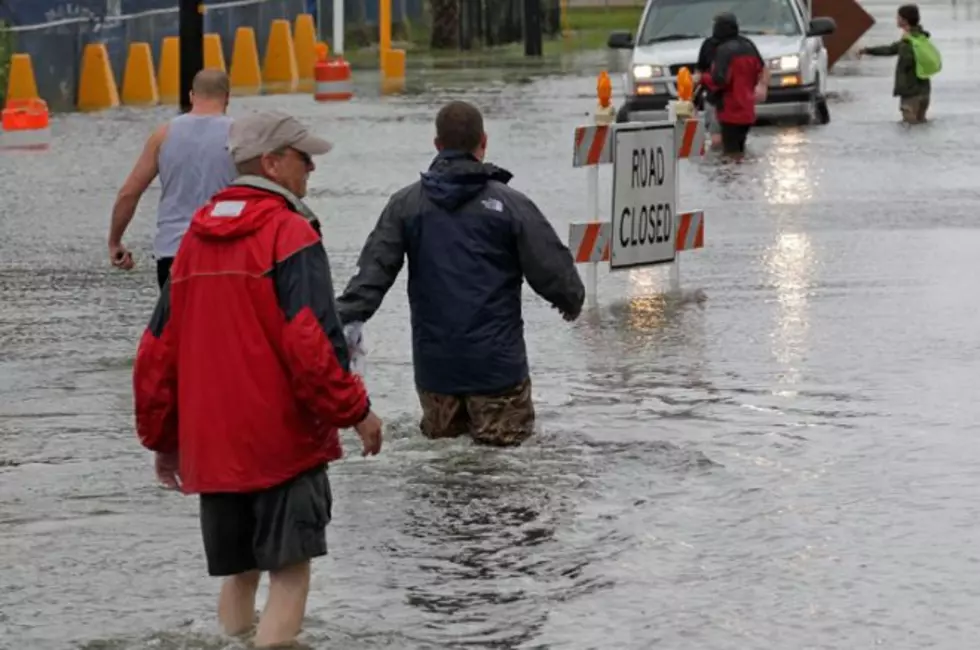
[[335, 151, 585, 395]]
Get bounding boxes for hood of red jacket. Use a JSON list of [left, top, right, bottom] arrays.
[[189, 185, 287, 241]]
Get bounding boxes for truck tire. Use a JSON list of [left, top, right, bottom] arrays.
[[816, 96, 830, 124], [799, 91, 829, 126], [804, 74, 830, 126]]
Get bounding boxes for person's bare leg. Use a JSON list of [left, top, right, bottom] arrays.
[[218, 569, 261, 637], [254, 561, 311, 648]]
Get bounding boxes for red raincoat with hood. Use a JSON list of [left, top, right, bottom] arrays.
[[133, 178, 370, 494], [702, 13, 765, 125]]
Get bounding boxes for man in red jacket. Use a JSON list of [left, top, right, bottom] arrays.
[[699, 12, 766, 156], [133, 110, 383, 647]]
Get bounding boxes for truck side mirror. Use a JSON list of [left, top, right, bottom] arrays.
[[807, 17, 836, 37], [607, 31, 635, 49]]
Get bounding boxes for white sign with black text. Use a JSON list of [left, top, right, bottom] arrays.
[[609, 123, 677, 269]]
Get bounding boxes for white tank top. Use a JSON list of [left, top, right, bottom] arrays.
[[154, 113, 236, 258]]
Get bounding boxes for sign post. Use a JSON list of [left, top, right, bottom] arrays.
[[578, 72, 616, 307], [333, 0, 345, 55]]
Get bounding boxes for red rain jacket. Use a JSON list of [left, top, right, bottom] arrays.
[[703, 34, 765, 126], [133, 181, 370, 494]]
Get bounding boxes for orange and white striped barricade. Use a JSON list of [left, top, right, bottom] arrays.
[[568, 105, 707, 302], [572, 72, 617, 307], [314, 57, 353, 102], [569, 210, 705, 263], [571, 117, 707, 167]]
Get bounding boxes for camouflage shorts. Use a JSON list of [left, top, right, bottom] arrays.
[[900, 94, 930, 124], [417, 378, 535, 447]]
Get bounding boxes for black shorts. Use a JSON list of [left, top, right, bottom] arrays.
[[156, 257, 174, 290], [720, 123, 751, 154], [199, 464, 332, 577]]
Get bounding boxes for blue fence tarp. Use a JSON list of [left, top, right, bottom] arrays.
[[2, 0, 425, 30], [1, 0, 111, 26]]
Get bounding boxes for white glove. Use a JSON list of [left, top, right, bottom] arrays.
[[343, 322, 367, 377]]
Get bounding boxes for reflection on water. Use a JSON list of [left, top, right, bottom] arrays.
[[624, 292, 670, 332], [764, 231, 814, 389], [762, 129, 814, 205], [760, 128, 819, 374], [627, 266, 662, 297]]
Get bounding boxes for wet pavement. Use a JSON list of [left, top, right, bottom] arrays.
[[3, 0, 980, 647]]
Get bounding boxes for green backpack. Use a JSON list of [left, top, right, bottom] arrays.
[[905, 33, 942, 79]]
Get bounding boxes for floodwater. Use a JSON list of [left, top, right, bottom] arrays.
[[3, 0, 980, 648]]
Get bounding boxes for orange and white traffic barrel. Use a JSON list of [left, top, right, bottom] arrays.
[[0, 97, 51, 150], [313, 43, 352, 102]]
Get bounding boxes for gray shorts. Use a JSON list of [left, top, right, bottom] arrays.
[[199, 464, 331, 576]]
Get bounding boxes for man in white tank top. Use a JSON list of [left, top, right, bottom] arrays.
[[108, 69, 236, 289]]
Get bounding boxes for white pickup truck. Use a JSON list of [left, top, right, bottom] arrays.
[[608, 0, 836, 126]]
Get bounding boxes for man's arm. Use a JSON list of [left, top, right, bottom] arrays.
[[134, 277, 179, 453], [861, 41, 901, 56], [275, 217, 371, 429], [753, 45, 771, 98], [760, 66, 772, 85], [109, 123, 166, 254], [749, 40, 770, 86], [512, 191, 586, 320], [335, 195, 406, 325]]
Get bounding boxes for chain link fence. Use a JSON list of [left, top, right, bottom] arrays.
[[428, 0, 562, 50], [2, 0, 311, 112]]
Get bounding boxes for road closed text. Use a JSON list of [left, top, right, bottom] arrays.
[[610, 125, 677, 269], [618, 145, 671, 247]]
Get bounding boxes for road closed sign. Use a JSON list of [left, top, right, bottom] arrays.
[[609, 123, 677, 270]]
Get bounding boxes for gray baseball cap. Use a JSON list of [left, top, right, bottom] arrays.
[[227, 110, 332, 164]]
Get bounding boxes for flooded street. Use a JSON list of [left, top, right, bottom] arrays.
[[3, 0, 980, 647]]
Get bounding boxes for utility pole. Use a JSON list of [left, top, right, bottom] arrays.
[[178, 0, 204, 112]]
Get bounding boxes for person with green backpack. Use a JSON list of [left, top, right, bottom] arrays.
[[859, 4, 942, 124]]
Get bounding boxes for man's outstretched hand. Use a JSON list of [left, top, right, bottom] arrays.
[[354, 411, 383, 456]]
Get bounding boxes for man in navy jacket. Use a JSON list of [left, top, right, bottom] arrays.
[[336, 100, 584, 446]]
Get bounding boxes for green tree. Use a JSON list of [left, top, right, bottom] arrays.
[[0, 23, 13, 105]]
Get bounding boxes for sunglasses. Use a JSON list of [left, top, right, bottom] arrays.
[[289, 148, 313, 166]]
